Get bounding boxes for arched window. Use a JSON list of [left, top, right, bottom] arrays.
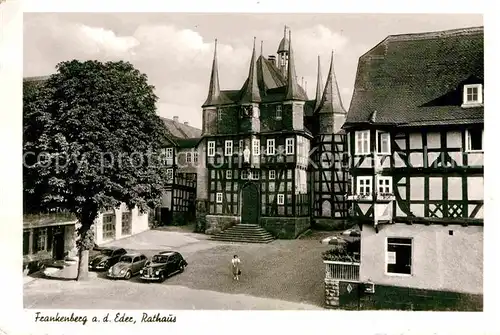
[[321, 200, 331, 217]]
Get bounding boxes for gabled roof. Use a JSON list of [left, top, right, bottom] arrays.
[[160, 117, 202, 140], [345, 26, 484, 128]]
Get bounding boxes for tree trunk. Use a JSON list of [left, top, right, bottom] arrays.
[[76, 248, 90, 281], [75, 217, 95, 281]]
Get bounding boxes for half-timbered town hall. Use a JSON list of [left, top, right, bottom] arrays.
[[190, 27, 349, 241]]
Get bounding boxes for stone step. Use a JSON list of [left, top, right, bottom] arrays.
[[212, 234, 274, 240], [210, 224, 275, 244], [210, 237, 274, 244], [213, 233, 273, 238]]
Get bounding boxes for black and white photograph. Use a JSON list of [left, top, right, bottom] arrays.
[[0, 1, 496, 335]]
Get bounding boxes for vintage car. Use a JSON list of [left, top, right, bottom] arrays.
[[88, 247, 127, 271], [139, 251, 188, 282], [107, 253, 148, 280]]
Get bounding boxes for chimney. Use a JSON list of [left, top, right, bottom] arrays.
[[184, 121, 189, 126], [268, 55, 276, 66], [173, 116, 179, 122]]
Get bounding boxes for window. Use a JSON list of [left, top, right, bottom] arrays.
[[166, 169, 173, 182], [241, 170, 249, 179], [465, 129, 483, 152], [216, 192, 223, 203], [121, 212, 131, 235], [217, 108, 223, 121], [186, 152, 192, 163], [377, 131, 390, 154], [355, 130, 370, 155], [357, 177, 372, 195], [166, 148, 173, 159], [193, 152, 198, 163], [269, 170, 276, 180], [378, 177, 392, 194], [225, 140, 233, 156], [35, 228, 48, 252], [275, 105, 282, 120], [102, 213, 116, 240], [226, 170, 232, 179], [267, 139, 275, 155], [253, 139, 260, 156], [239, 140, 244, 152], [277, 194, 285, 205], [462, 84, 483, 106], [251, 170, 260, 180], [208, 141, 215, 157], [387, 238, 412, 275], [286, 138, 294, 155]]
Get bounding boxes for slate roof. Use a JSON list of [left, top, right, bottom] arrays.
[[160, 117, 202, 148], [345, 26, 484, 128], [213, 56, 307, 105]]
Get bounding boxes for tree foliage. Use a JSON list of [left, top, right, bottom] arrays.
[[23, 60, 170, 279]]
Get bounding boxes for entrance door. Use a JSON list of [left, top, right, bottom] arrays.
[[241, 182, 260, 225], [52, 227, 65, 260], [161, 207, 172, 226]]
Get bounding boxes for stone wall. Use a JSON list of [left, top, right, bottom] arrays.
[[205, 215, 240, 235], [260, 217, 310, 239], [324, 279, 340, 308], [313, 218, 353, 231]]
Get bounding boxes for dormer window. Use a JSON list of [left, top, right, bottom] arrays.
[[462, 84, 483, 107], [275, 105, 282, 120]]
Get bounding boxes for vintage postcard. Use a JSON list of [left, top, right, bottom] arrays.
[[0, 1, 496, 334]]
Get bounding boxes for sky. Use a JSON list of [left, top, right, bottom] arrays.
[[23, 13, 483, 129]]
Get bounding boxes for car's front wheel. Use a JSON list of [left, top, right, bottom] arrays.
[[124, 270, 132, 280], [158, 272, 165, 282]]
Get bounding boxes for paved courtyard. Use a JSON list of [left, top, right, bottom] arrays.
[[24, 227, 332, 310]]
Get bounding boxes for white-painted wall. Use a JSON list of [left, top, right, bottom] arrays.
[[93, 203, 149, 245], [359, 223, 483, 294]]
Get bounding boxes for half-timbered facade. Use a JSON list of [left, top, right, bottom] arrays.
[[196, 27, 349, 238], [343, 27, 484, 304], [159, 117, 201, 225]]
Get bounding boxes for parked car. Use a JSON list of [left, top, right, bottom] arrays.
[[89, 247, 127, 271], [107, 253, 148, 280], [139, 251, 188, 282]]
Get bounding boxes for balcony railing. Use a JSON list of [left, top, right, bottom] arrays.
[[324, 260, 360, 282]]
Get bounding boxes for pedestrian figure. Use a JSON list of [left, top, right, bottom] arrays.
[[231, 255, 241, 281]]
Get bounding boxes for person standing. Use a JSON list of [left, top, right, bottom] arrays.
[[231, 255, 241, 281]]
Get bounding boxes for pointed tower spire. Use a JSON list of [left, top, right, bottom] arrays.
[[285, 30, 307, 101], [202, 39, 221, 107], [316, 50, 347, 134], [260, 40, 263, 57], [314, 55, 324, 110], [316, 50, 346, 114], [240, 37, 261, 103]]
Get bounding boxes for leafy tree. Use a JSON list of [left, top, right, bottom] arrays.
[[23, 60, 169, 280]]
